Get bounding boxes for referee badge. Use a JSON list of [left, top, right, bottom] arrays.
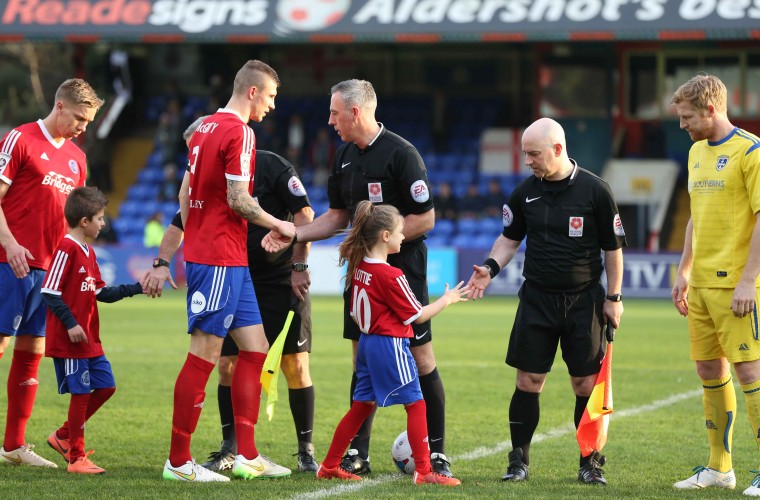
[[503, 204, 513, 227], [569, 216, 584, 237], [368, 182, 383, 203]]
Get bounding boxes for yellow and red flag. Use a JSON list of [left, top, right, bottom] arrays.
[[260, 311, 294, 422], [576, 324, 615, 457]]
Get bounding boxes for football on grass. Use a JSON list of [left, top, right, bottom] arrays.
[[391, 431, 415, 475]]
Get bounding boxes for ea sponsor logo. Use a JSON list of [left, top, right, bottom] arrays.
[[191, 291, 207, 314], [275, 0, 351, 33], [613, 214, 626, 237], [410, 180, 429, 203], [288, 176, 307, 197], [503, 204, 513, 227], [224, 314, 234, 329], [81, 370, 91, 387], [13, 315, 22, 331]]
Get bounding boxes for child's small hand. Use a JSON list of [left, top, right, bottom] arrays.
[[67, 325, 88, 344], [444, 281, 471, 304]]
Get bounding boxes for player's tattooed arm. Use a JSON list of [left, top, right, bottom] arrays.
[[227, 179, 263, 223]]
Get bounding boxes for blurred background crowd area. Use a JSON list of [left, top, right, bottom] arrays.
[[1, 41, 760, 251]]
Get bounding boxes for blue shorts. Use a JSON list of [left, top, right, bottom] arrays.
[[0, 264, 46, 337], [354, 334, 422, 407], [53, 356, 116, 395], [186, 263, 262, 337]]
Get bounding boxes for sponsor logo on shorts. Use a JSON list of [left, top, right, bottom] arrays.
[[191, 291, 206, 314], [297, 339, 308, 347], [224, 314, 234, 329], [13, 315, 22, 331], [415, 330, 429, 340], [740, 343, 750, 351], [81, 370, 90, 387]]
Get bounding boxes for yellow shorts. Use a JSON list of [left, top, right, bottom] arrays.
[[688, 286, 760, 363]]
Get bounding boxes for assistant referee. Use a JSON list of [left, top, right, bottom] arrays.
[[467, 117, 626, 486]]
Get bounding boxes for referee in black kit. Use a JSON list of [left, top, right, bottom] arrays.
[[285, 79, 453, 476], [467, 117, 626, 486], [142, 116, 318, 473]]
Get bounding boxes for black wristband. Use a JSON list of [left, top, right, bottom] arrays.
[[483, 258, 501, 279], [293, 231, 298, 243]]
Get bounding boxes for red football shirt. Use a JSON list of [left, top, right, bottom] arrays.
[[43, 235, 106, 359], [0, 120, 87, 270], [349, 258, 422, 338], [184, 109, 255, 266]]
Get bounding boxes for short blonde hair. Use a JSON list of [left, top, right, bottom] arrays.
[[55, 78, 104, 109], [233, 60, 280, 95], [671, 74, 727, 113]]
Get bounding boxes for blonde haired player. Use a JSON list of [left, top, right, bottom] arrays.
[[671, 74, 760, 495]]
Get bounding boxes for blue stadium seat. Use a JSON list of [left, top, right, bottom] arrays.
[[457, 218, 479, 236], [430, 219, 455, 238], [481, 217, 504, 235]]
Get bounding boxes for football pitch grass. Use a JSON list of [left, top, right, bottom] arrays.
[[0, 292, 756, 498]]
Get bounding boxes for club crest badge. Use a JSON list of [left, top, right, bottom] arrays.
[[716, 155, 729, 171], [69, 160, 79, 175]]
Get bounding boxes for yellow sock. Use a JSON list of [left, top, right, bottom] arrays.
[[703, 375, 735, 472], [742, 379, 760, 467]]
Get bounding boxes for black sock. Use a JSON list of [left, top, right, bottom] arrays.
[[218, 384, 236, 451], [575, 395, 591, 467], [349, 372, 375, 459], [419, 367, 446, 454], [509, 388, 540, 465], [289, 386, 315, 446]]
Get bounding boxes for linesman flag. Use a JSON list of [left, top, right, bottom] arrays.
[[260, 311, 295, 422], [576, 323, 615, 457]]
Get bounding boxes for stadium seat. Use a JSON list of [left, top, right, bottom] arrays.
[[457, 218, 479, 236], [430, 219, 455, 238]]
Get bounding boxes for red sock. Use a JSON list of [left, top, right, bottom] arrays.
[[4, 350, 42, 450], [0, 351, 4, 360], [405, 400, 432, 475], [232, 351, 266, 460], [323, 401, 375, 469], [68, 393, 90, 462], [57, 386, 116, 440], [169, 353, 214, 466]]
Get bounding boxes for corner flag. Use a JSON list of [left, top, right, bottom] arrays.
[[576, 323, 615, 457], [260, 311, 294, 422]]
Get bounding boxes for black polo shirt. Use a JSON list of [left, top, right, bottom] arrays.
[[247, 150, 311, 286], [503, 161, 627, 291], [327, 124, 434, 246]]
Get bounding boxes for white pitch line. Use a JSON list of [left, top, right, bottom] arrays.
[[293, 388, 702, 499]]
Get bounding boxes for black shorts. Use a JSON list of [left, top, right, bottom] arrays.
[[343, 241, 431, 346], [221, 284, 312, 357], [506, 280, 606, 377]]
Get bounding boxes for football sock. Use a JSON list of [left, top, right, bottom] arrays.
[[56, 387, 115, 440], [169, 353, 214, 467], [419, 367, 446, 454], [575, 395, 591, 467], [703, 375, 735, 472], [349, 371, 376, 459], [323, 401, 375, 469], [509, 387, 540, 465], [67, 393, 90, 462], [405, 400, 432, 475], [289, 386, 315, 445], [217, 384, 236, 449], [4, 350, 42, 450], [741, 379, 760, 465], [232, 350, 265, 460]]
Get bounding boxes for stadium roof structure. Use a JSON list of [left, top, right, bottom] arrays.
[[1, 0, 759, 43]]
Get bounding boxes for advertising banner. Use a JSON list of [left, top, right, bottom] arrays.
[[1, 0, 758, 42]]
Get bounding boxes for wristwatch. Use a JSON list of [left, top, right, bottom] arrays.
[[291, 262, 308, 272], [153, 258, 170, 268], [606, 293, 623, 302]]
